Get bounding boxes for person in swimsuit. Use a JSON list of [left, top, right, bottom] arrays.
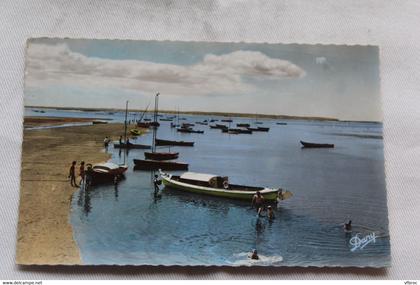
[[79, 161, 85, 185], [344, 220, 352, 232], [252, 191, 265, 215], [68, 161, 77, 187], [250, 249, 259, 260]]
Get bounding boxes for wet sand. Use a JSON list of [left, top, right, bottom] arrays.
[[16, 122, 142, 265], [23, 116, 111, 128]]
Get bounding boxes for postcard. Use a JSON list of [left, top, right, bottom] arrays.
[[17, 38, 390, 267]]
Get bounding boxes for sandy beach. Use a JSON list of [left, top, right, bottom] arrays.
[[16, 120, 141, 265]]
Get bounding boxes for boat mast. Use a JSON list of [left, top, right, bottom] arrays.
[[123, 100, 128, 164], [152, 93, 159, 153]]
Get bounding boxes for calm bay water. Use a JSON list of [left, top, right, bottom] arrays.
[[27, 108, 390, 266]]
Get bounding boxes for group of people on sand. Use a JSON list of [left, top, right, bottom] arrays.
[[68, 161, 90, 187], [251, 191, 275, 220]]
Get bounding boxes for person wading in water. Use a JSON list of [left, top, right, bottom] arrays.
[[252, 191, 265, 215]]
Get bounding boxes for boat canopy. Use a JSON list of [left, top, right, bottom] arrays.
[[94, 162, 120, 170], [180, 172, 219, 182]]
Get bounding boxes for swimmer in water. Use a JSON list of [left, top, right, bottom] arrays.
[[250, 249, 259, 260], [344, 220, 352, 232]]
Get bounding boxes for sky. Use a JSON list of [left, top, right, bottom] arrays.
[[25, 38, 382, 121]]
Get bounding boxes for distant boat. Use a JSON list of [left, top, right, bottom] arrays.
[[181, 123, 195, 128], [236, 123, 250, 128], [276, 122, 287, 125], [130, 129, 142, 136], [210, 124, 228, 130], [221, 119, 232, 122], [177, 128, 204, 134], [137, 122, 151, 128], [247, 127, 269, 132], [134, 159, 188, 171], [88, 162, 128, 185], [114, 142, 151, 149], [144, 152, 179, 161], [159, 171, 292, 201], [300, 140, 334, 148], [196, 121, 208, 125], [255, 122, 263, 125], [210, 119, 218, 122], [144, 118, 152, 121], [222, 128, 252, 134], [92, 120, 108, 125], [134, 93, 188, 170], [156, 138, 194, 147], [160, 118, 173, 121]]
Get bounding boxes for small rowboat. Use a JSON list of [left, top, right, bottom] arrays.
[[88, 162, 128, 185], [160, 171, 292, 201], [237, 123, 250, 128], [300, 140, 334, 148], [155, 138, 194, 147], [130, 129, 142, 136], [113, 142, 151, 149]]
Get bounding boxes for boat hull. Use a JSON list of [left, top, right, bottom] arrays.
[[133, 159, 188, 170], [155, 138, 194, 147], [114, 143, 151, 149], [160, 172, 279, 201], [144, 152, 179, 160], [300, 140, 334, 148]]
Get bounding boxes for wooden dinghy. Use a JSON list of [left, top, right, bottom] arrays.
[[300, 140, 334, 148], [159, 171, 292, 201]]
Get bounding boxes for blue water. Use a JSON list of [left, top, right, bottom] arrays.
[[28, 108, 390, 266]]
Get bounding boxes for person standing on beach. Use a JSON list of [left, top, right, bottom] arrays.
[[119, 135, 123, 145], [79, 161, 85, 185], [68, 161, 77, 187]]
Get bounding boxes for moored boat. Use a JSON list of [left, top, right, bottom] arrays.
[[221, 119, 233, 122], [300, 140, 334, 148], [92, 120, 108, 125], [237, 123, 250, 128], [222, 128, 252, 134], [276, 122, 287, 125], [88, 162, 128, 185], [160, 171, 291, 201], [130, 129, 142, 136], [113, 142, 151, 149], [247, 127, 270, 132], [177, 128, 204, 134], [155, 138, 194, 147], [133, 159, 188, 170], [144, 151, 179, 161]]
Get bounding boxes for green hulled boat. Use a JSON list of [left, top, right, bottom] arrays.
[[159, 171, 292, 201]]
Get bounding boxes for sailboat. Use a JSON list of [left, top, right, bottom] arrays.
[[133, 93, 189, 170], [114, 101, 151, 149]]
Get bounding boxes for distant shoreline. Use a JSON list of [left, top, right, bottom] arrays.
[[25, 105, 382, 123]]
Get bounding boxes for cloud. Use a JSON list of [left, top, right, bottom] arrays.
[[25, 43, 305, 97]]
